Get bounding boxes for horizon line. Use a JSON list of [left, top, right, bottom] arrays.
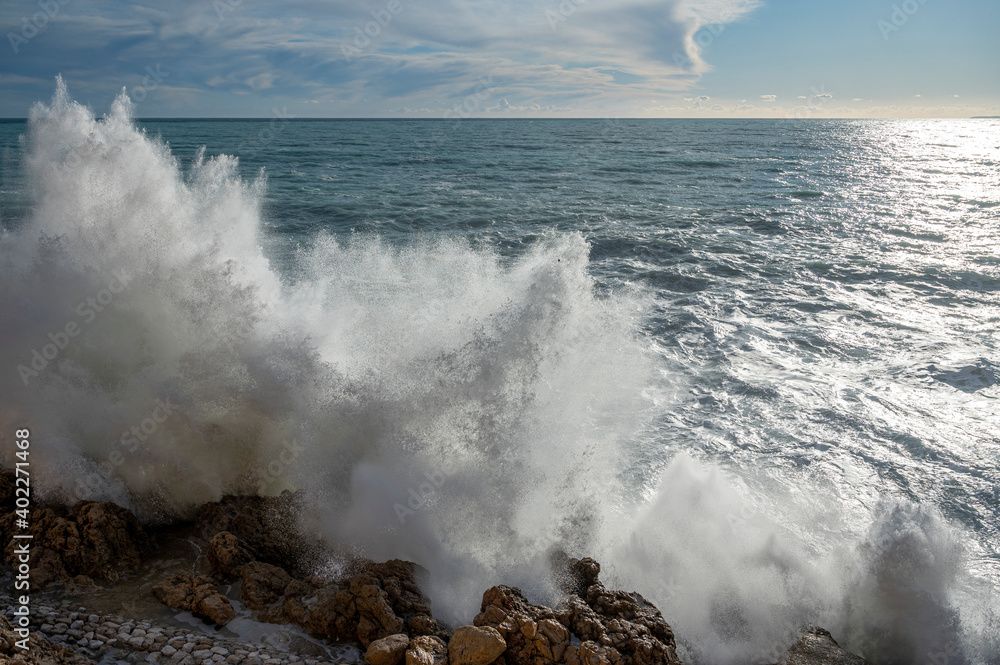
[[1, 116, 997, 122]]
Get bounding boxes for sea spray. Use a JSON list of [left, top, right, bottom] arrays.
[[1, 81, 998, 665]]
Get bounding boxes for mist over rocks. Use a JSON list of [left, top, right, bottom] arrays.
[[194, 492, 327, 578], [0, 482, 878, 665], [0, 470, 150, 587]]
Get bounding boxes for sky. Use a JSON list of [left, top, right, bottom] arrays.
[[0, 0, 998, 118]]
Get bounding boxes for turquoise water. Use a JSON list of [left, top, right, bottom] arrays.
[[1, 110, 998, 664]]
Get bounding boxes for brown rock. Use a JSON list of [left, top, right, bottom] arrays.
[[474, 586, 568, 665], [355, 581, 407, 646], [408, 613, 448, 639], [207, 530, 254, 577], [239, 560, 321, 627], [152, 572, 236, 625], [304, 585, 358, 639], [553, 558, 681, 665], [366, 633, 411, 665], [551, 552, 601, 599], [73, 501, 150, 582], [772, 628, 872, 665], [0, 500, 148, 587], [406, 635, 448, 665], [193, 492, 318, 576], [240, 561, 294, 610], [299, 559, 437, 646], [449, 625, 507, 665]]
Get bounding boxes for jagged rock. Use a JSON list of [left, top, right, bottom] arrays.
[[475, 559, 681, 665], [366, 633, 411, 665], [406, 635, 448, 665], [449, 625, 507, 665], [551, 552, 601, 599], [353, 574, 408, 646], [772, 628, 872, 665], [194, 492, 318, 576], [474, 585, 569, 665], [239, 560, 317, 626], [152, 572, 236, 625], [554, 558, 682, 665], [207, 530, 254, 577], [0, 500, 148, 587], [408, 613, 449, 639], [565, 640, 622, 665], [0, 614, 94, 664], [73, 501, 149, 581], [305, 584, 359, 639], [302, 559, 442, 646]]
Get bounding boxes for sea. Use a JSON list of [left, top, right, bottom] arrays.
[[1, 83, 998, 665]]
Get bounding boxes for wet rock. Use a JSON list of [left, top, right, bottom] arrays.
[[555, 558, 681, 665], [207, 531, 254, 577], [564, 640, 623, 665], [152, 573, 236, 625], [0, 614, 94, 664], [194, 493, 318, 577], [448, 625, 507, 665], [771, 628, 872, 665], [0, 501, 148, 587], [406, 635, 448, 665], [242, 557, 441, 648], [551, 553, 601, 600], [366, 633, 411, 665], [353, 577, 407, 646], [73, 501, 150, 582], [476, 558, 682, 665], [239, 560, 318, 627], [474, 586, 569, 665], [408, 613, 449, 639]]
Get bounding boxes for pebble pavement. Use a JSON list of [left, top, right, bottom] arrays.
[[1, 596, 359, 665]]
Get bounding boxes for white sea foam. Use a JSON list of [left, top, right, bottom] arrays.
[[1, 81, 996, 665]]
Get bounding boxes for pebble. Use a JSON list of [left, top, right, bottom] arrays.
[[0, 592, 352, 665]]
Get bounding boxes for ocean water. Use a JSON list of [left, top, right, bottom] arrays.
[[1, 82, 998, 665]]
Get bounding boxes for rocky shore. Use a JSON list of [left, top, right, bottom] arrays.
[[0, 473, 871, 665]]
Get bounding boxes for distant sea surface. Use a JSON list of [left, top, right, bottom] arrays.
[[2, 116, 998, 664]]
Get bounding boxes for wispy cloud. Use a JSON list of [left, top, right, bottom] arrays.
[[0, 0, 761, 116]]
